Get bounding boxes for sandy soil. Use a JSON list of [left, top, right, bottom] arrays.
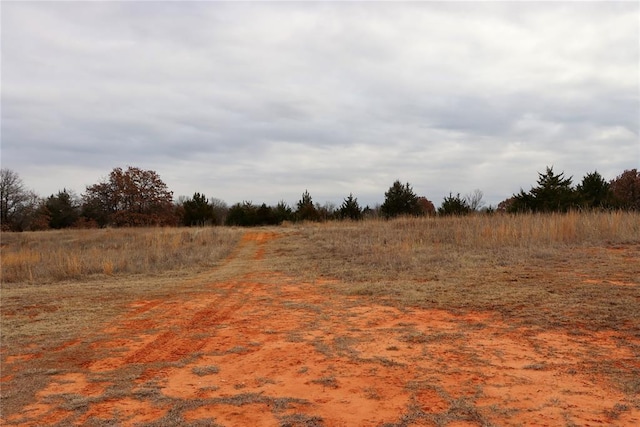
[[2, 232, 639, 426]]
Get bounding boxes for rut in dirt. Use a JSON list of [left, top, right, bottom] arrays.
[[115, 232, 272, 366]]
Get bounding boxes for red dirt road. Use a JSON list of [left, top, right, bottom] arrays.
[[2, 232, 639, 426]]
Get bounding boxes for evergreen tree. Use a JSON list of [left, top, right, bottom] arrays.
[[530, 167, 576, 212], [508, 190, 536, 213], [381, 180, 421, 218], [225, 201, 257, 226], [508, 166, 576, 213], [576, 171, 611, 209], [256, 203, 276, 225], [273, 201, 293, 224], [46, 189, 80, 229], [182, 192, 215, 226], [338, 193, 363, 220], [438, 193, 471, 216], [296, 190, 319, 221]]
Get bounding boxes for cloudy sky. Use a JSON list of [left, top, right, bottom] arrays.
[[2, 1, 638, 208]]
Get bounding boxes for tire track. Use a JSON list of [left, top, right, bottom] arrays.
[[125, 283, 259, 364], [97, 231, 270, 367]]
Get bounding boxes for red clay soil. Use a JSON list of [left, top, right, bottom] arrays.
[[2, 232, 639, 426]]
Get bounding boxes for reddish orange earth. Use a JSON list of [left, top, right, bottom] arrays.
[[2, 232, 639, 426]]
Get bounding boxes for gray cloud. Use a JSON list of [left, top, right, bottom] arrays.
[[2, 1, 638, 208]]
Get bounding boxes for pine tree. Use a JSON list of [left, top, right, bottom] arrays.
[[530, 166, 576, 212], [576, 171, 611, 209], [508, 166, 577, 213], [296, 190, 319, 222], [225, 201, 257, 226], [381, 180, 421, 218], [438, 193, 471, 216], [256, 203, 276, 225], [339, 193, 363, 220], [273, 201, 293, 224], [182, 192, 215, 226], [46, 189, 80, 228]]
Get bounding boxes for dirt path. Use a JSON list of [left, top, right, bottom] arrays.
[[3, 231, 639, 426]]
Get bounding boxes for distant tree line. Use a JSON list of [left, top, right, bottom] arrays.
[[498, 167, 639, 213], [1, 165, 638, 231]]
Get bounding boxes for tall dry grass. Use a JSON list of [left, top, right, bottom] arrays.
[[356, 210, 638, 249], [288, 211, 639, 277], [263, 211, 640, 336], [269, 211, 640, 332], [0, 227, 244, 284]]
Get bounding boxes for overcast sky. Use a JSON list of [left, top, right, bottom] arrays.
[[2, 1, 638, 208]]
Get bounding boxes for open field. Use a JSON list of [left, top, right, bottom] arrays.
[[1, 212, 639, 426]]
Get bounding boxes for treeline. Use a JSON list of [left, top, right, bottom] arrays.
[[0, 166, 638, 231], [499, 167, 639, 213]]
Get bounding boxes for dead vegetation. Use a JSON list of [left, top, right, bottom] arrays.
[[0, 226, 244, 284], [270, 211, 640, 334]]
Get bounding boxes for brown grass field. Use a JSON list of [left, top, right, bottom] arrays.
[[1, 212, 639, 426]]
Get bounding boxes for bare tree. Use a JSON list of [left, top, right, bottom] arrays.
[[0, 169, 43, 230], [464, 189, 485, 211], [210, 198, 229, 225]]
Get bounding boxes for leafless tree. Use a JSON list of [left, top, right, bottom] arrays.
[[464, 189, 485, 211], [0, 168, 43, 230]]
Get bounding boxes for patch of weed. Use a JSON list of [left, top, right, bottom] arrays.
[[370, 356, 406, 367], [286, 332, 305, 343], [279, 413, 325, 427], [256, 377, 276, 386], [192, 365, 220, 376], [226, 345, 249, 354], [311, 376, 339, 389], [363, 387, 382, 400], [604, 403, 629, 420], [522, 362, 547, 371]]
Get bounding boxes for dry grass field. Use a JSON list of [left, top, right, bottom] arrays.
[[1, 212, 639, 426]]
